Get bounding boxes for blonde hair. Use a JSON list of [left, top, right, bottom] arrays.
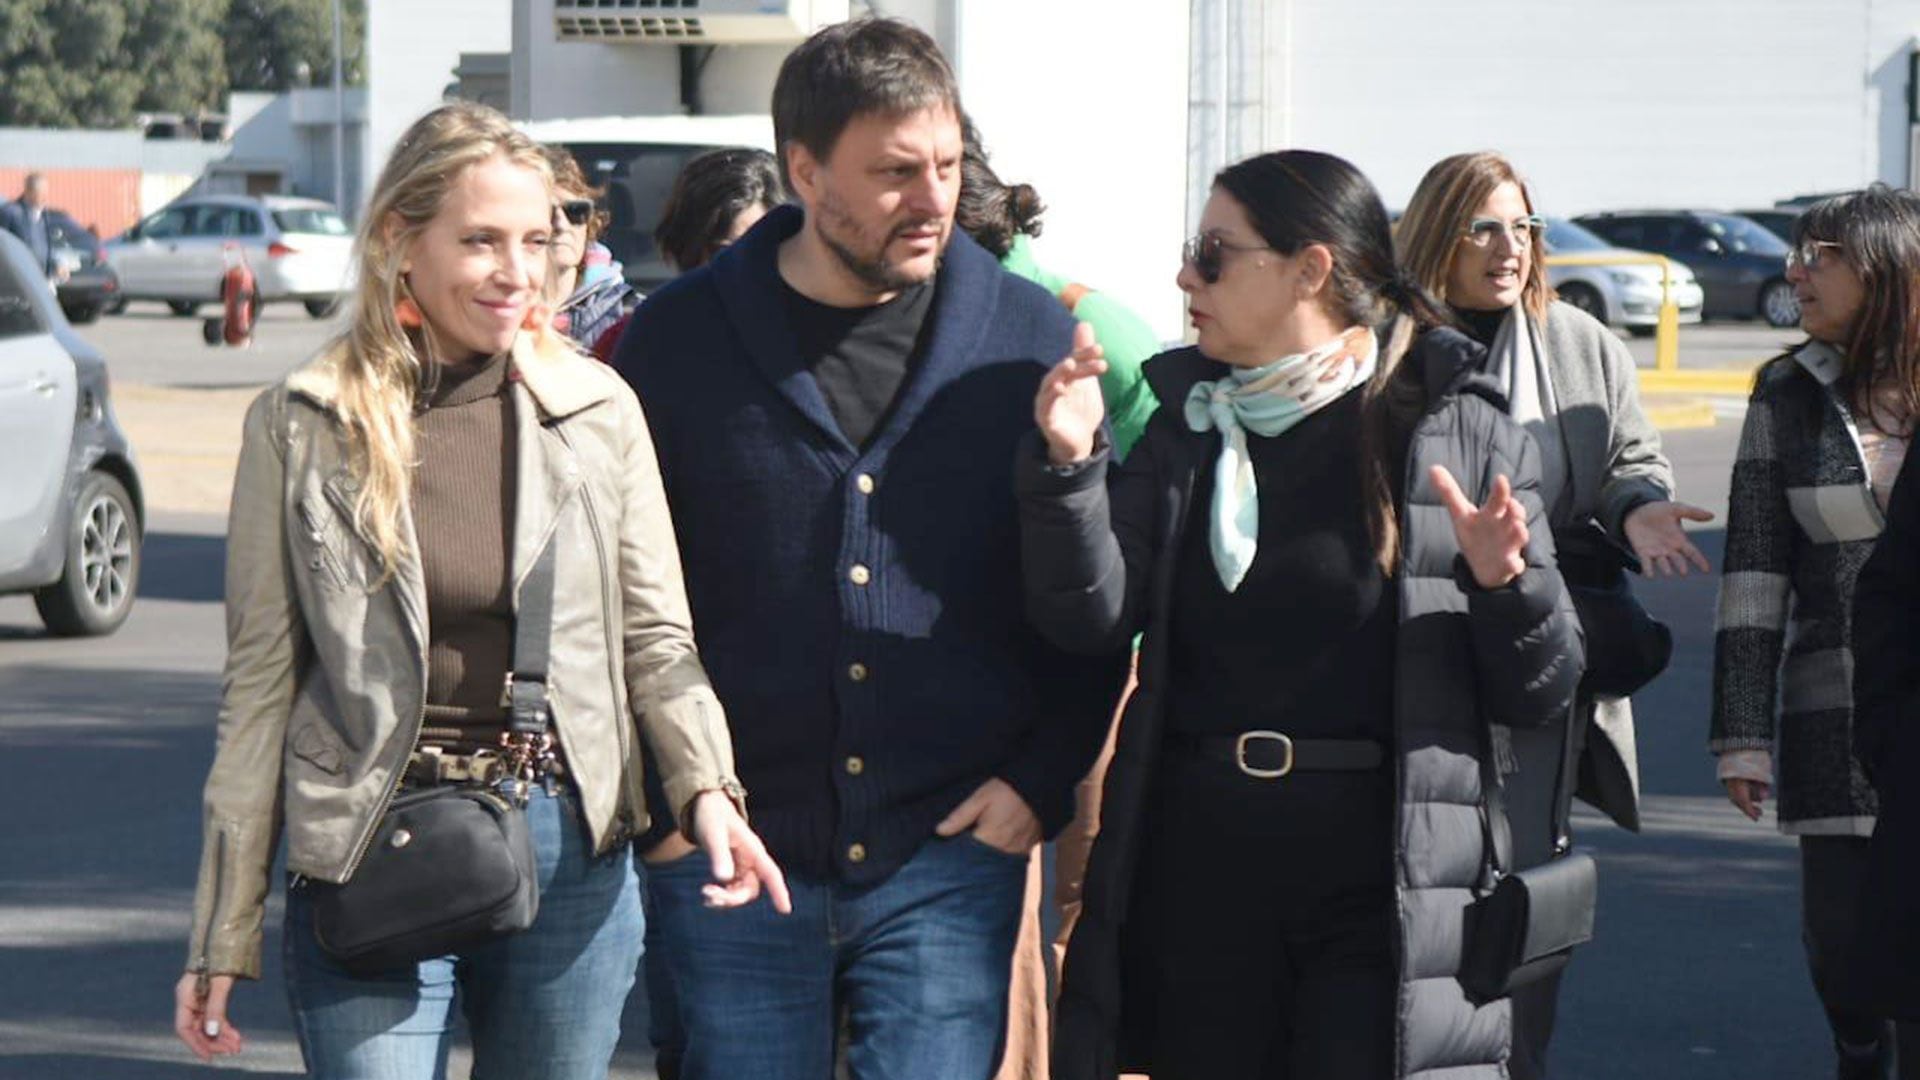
[[1397, 151, 1553, 322], [330, 100, 557, 580]]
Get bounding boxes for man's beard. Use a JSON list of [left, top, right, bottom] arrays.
[[815, 187, 943, 294]]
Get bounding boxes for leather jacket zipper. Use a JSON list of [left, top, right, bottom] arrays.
[[567, 439, 632, 845], [192, 831, 229, 975]]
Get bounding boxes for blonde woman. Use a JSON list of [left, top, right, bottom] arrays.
[[1398, 151, 1710, 1078], [170, 101, 786, 1079]]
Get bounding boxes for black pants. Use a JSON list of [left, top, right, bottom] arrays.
[[1130, 742, 1396, 1080], [1803, 836, 1920, 1076]]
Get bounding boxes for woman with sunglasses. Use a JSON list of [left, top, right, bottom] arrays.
[[1020, 148, 1583, 1079], [544, 145, 640, 356], [171, 102, 788, 1079], [1716, 185, 1920, 1080], [1397, 150, 1708, 1078]]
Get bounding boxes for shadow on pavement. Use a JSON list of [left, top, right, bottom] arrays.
[[137, 531, 226, 604]]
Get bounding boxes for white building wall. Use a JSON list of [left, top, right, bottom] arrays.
[[1272, 0, 1920, 215], [953, 1, 1191, 341], [364, 0, 512, 213]]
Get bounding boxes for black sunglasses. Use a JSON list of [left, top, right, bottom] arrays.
[[1182, 232, 1276, 285], [558, 198, 593, 227]]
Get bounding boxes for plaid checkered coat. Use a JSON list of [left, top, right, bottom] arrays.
[[1711, 343, 1882, 835]]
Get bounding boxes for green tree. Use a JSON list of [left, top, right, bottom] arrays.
[[225, 0, 365, 92], [0, 0, 226, 127]]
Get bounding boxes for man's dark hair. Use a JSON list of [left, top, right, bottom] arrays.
[[770, 17, 961, 189], [653, 147, 786, 272]]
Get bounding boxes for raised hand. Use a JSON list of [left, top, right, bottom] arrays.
[[1430, 464, 1529, 590], [690, 790, 793, 914], [1623, 500, 1715, 577], [1034, 321, 1108, 466]]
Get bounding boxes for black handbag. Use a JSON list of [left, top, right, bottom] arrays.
[[308, 536, 559, 976], [1552, 519, 1672, 698], [1460, 715, 1599, 1005]]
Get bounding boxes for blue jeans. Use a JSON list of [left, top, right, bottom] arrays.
[[283, 786, 644, 1080], [646, 833, 1028, 1080]]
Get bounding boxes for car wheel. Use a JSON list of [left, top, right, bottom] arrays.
[[63, 303, 101, 325], [304, 298, 339, 319], [1761, 280, 1800, 328], [103, 297, 127, 315], [1557, 282, 1606, 322], [32, 471, 140, 637], [167, 300, 200, 317], [1627, 325, 1657, 338]]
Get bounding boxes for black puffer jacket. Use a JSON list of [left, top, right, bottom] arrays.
[[1017, 328, 1584, 1079]]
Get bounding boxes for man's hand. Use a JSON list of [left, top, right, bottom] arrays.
[[935, 778, 1041, 855], [1623, 500, 1714, 577]]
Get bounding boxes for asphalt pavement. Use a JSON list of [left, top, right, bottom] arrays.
[[0, 313, 1839, 1077]]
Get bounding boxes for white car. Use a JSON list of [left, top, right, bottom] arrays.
[[1544, 217, 1704, 336], [104, 194, 354, 318], [0, 229, 142, 636]]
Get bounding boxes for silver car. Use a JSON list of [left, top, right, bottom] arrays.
[[104, 194, 354, 318], [1544, 217, 1704, 336], [0, 229, 143, 635]]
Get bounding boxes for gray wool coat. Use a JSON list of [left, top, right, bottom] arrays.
[[1511, 301, 1675, 840]]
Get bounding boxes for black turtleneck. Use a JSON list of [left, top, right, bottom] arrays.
[[1451, 305, 1506, 348]]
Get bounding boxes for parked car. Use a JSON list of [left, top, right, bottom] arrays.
[[1736, 208, 1801, 243], [104, 194, 353, 318], [1542, 217, 1703, 336], [519, 114, 776, 290], [0, 229, 143, 636], [43, 209, 120, 325], [1572, 210, 1798, 327]]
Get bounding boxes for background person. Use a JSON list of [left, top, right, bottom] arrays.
[[1712, 184, 1920, 1080], [1022, 148, 1583, 1079], [0, 172, 62, 283], [542, 145, 640, 355], [1396, 149, 1710, 1078], [952, 112, 1161, 1080], [170, 101, 786, 1080]]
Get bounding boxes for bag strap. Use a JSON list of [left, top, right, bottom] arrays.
[[1477, 727, 1515, 888], [506, 532, 558, 738]]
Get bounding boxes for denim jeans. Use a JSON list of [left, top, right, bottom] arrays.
[[646, 833, 1028, 1080], [283, 785, 644, 1080]]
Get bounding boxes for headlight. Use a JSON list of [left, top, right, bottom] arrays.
[[1607, 269, 1646, 287]]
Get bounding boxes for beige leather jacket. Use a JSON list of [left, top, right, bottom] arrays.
[[186, 333, 742, 979]]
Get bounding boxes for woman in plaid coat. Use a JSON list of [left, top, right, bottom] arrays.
[[1710, 185, 1920, 1079]]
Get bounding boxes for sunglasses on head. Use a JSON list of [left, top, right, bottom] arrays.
[[558, 198, 593, 227], [1182, 232, 1276, 285]]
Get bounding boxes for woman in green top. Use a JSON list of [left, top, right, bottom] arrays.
[[957, 118, 1160, 458], [955, 115, 1158, 1080]]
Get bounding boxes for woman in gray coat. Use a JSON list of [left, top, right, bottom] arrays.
[[1398, 150, 1712, 1079], [1023, 149, 1583, 1080]]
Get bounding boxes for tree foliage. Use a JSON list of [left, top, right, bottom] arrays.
[[0, 0, 364, 128]]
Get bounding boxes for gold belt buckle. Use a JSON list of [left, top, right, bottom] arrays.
[[1235, 730, 1294, 779]]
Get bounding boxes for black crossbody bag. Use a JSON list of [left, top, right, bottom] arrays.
[[1552, 519, 1672, 698], [307, 536, 559, 976], [1459, 716, 1598, 1005]]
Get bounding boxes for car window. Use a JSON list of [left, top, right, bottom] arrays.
[[234, 209, 265, 237], [555, 141, 736, 287], [1544, 219, 1610, 254], [1703, 214, 1789, 256], [0, 246, 45, 339], [190, 206, 239, 237], [1587, 219, 1643, 248], [271, 208, 350, 236], [140, 207, 191, 240]]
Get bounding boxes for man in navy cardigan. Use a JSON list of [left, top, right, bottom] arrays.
[[614, 18, 1123, 1080]]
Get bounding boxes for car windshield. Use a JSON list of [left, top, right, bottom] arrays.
[[1702, 214, 1788, 256], [272, 208, 350, 236], [1545, 218, 1610, 254]]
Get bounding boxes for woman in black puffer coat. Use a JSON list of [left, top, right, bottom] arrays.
[[1017, 149, 1584, 1079]]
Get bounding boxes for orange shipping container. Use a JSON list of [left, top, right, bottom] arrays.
[[0, 168, 143, 240]]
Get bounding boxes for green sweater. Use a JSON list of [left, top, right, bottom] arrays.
[[1000, 234, 1159, 458]]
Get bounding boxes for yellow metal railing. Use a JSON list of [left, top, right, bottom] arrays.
[[1542, 251, 1680, 370]]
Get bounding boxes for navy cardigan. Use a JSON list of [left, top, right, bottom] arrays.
[[615, 205, 1125, 884]]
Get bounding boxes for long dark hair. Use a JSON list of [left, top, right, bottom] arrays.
[[1213, 150, 1448, 573], [954, 115, 1044, 259], [1793, 184, 1920, 434], [653, 147, 785, 272]]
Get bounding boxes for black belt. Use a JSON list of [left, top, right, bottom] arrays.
[[1166, 730, 1386, 778]]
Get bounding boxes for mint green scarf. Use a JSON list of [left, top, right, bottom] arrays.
[[1183, 327, 1378, 591]]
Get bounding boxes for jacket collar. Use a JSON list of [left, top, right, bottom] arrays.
[[286, 332, 615, 421], [709, 203, 1003, 455], [1790, 340, 1846, 386]]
